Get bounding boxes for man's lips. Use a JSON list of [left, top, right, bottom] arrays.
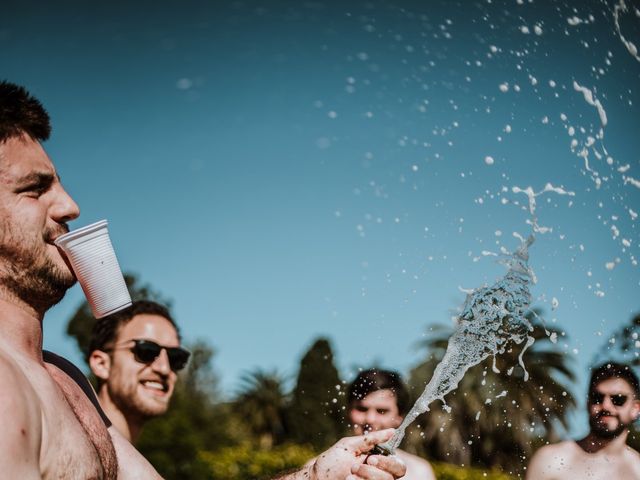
[[596, 412, 619, 422], [45, 224, 70, 244]]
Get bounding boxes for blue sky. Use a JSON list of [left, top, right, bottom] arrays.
[[3, 0, 639, 439]]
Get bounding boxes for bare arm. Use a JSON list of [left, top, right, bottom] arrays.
[[276, 429, 406, 480], [0, 358, 41, 479], [397, 450, 435, 480], [109, 426, 164, 480]]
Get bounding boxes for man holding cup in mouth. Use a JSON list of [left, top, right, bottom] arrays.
[[0, 80, 406, 480]]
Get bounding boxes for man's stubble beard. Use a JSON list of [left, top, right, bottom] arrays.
[[112, 384, 170, 423], [0, 228, 76, 313], [589, 412, 628, 439]]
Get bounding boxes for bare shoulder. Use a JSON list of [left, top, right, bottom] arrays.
[[397, 449, 436, 480], [533, 440, 579, 459], [0, 352, 42, 477], [0, 351, 41, 419], [526, 441, 578, 479], [624, 444, 640, 466]]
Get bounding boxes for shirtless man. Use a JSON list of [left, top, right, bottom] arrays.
[[348, 369, 436, 480], [0, 80, 405, 480], [526, 362, 640, 479], [0, 80, 166, 479]]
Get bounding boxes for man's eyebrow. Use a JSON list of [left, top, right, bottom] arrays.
[[14, 171, 56, 189]]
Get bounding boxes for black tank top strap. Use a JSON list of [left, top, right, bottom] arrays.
[[43, 350, 112, 428]]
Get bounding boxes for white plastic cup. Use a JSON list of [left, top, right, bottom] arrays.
[[54, 220, 132, 319]]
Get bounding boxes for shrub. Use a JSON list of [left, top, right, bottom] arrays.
[[199, 443, 316, 480], [432, 461, 516, 480]]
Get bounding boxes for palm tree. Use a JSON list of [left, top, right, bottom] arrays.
[[234, 369, 288, 448], [405, 310, 575, 476], [594, 312, 640, 366]]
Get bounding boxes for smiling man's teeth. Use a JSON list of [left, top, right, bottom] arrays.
[[142, 381, 165, 391]]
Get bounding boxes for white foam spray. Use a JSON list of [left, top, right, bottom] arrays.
[[614, 0, 640, 63], [379, 236, 536, 452], [377, 184, 577, 453]]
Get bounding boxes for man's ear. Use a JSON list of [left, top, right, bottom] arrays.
[[89, 350, 111, 381]]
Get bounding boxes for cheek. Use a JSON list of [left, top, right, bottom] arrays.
[[375, 414, 399, 429], [166, 374, 177, 392], [112, 362, 140, 387], [349, 411, 365, 424], [386, 415, 402, 428]]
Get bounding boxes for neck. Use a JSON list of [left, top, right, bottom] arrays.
[[0, 296, 44, 359], [97, 388, 144, 444], [577, 429, 629, 454]]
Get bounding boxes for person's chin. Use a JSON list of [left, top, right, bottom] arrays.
[[136, 393, 170, 416], [145, 402, 170, 416]]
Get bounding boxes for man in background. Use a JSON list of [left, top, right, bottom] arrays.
[[348, 369, 436, 480], [88, 300, 190, 443], [526, 362, 640, 479]]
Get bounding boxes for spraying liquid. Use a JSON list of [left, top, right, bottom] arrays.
[[377, 235, 536, 453]]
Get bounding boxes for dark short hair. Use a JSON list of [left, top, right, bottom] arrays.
[[589, 362, 640, 399], [87, 300, 180, 364], [0, 80, 51, 143], [348, 369, 410, 416]]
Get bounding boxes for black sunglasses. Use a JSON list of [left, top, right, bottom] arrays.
[[589, 392, 629, 407], [108, 339, 190, 372]]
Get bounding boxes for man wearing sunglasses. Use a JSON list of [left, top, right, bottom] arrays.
[[526, 362, 640, 479], [88, 300, 190, 443]]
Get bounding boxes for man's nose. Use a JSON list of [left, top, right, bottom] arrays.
[[365, 411, 379, 425], [601, 395, 616, 410], [151, 349, 172, 375], [50, 183, 80, 223]]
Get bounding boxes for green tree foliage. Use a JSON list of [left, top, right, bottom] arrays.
[[66, 273, 170, 357], [286, 337, 346, 450], [406, 310, 575, 476], [595, 312, 640, 366], [432, 461, 516, 480], [199, 443, 316, 480], [234, 369, 288, 448]]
